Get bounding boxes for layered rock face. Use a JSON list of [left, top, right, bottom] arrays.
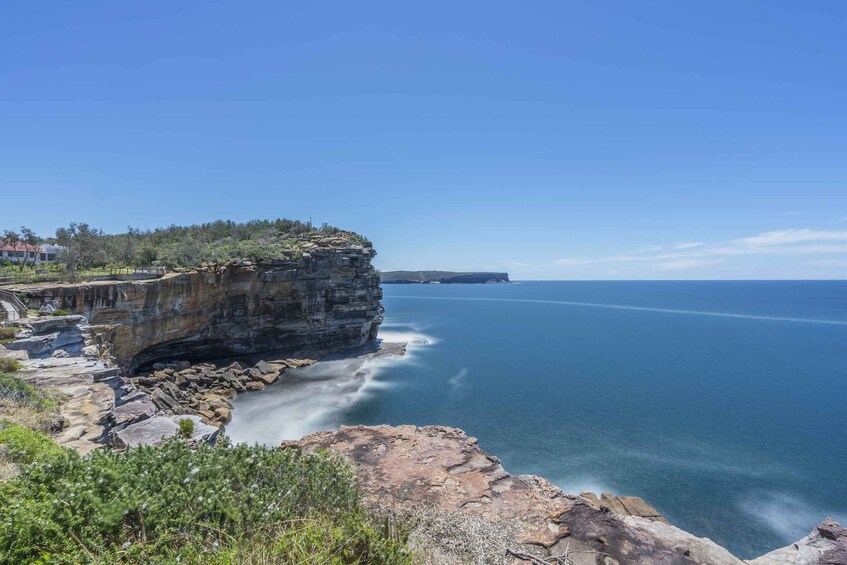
[[13, 243, 382, 371]]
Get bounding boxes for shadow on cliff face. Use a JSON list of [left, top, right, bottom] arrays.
[[225, 333, 432, 445]]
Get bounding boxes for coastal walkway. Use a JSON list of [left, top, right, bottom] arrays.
[[0, 289, 26, 322]]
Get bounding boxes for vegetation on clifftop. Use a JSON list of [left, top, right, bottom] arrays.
[[1, 219, 372, 274]]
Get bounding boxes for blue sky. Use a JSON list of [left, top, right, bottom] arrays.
[[1, 1, 845, 279]]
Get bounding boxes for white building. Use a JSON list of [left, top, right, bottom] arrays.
[[0, 243, 66, 264]]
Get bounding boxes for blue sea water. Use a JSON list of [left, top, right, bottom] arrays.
[[227, 281, 847, 558]]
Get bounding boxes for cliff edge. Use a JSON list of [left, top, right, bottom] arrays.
[[10, 235, 382, 371]]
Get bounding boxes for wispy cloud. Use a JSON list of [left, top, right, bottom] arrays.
[[776, 211, 800, 216], [732, 229, 847, 247], [653, 259, 724, 272], [672, 241, 703, 250], [553, 228, 847, 272]]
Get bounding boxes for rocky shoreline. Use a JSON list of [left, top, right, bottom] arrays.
[[289, 424, 847, 565], [2, 316, 845, 563], [127, 357, 315, 427]]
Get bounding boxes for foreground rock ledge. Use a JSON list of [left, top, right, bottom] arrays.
[[287, 425, 746, 564]]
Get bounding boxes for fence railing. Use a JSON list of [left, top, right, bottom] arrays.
[[0, 267, 166, 286], [0, 289, 27, 320]]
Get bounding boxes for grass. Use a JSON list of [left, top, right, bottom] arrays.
[[0, 327, 17, 345], [0, 430, 411, 564], [0, 358, 22, 373], [0, 370, 64, 438], [0, 366, 66, 482]]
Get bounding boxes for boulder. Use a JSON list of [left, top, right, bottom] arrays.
[[112, 399, 158, 426], [117, 390, 149, 406], [213, 406, 231, 422], [150, 389, 184, 414], [256, 369, 280, 385], [246, 381, 265, 391], [113, 415, 219, 448], [254, 360, 275, 374]]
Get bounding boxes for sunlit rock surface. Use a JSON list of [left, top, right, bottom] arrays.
[[12, 240, 382, 370], [287, 424, 746, 565]]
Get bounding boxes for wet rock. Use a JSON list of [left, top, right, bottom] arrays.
[[255, 368, 280, 385], [213, 406, 231, 422]]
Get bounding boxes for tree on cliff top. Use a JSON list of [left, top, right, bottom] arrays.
[[43, 218, 370, 271], [55, 222, 108, 272]]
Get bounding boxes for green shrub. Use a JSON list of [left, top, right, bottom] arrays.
[[0, 373, 63, 433], [0, 327, 17, 341], [0, 422, 69, 466], [0, 373, 57, 411], [0, 358, 21, 373], [177, 418, 194, 438], [51, 309, 69, 316], [0, 436, 410, 564]]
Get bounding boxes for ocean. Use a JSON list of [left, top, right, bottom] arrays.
[[226, 280, 847, 558]]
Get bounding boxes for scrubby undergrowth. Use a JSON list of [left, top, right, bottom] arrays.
[[0, 429, 410, 564], [0, 370, 64, 437]]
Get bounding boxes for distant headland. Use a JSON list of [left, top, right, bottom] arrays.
[[380, 270, 510, 284]]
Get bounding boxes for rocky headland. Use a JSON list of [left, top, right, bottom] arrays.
[[9, 234, 382, 371], [381, 270, 510, 284]]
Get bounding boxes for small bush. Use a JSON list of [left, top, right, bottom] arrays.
[[0, 373, 57, 411], [0, 422, 69, 466], [0, 327, 17, 341], [178, 417, 194, 438], [51, 309, 69, 316], [0, 436, 411, 564], [0, 358, 21, 373]]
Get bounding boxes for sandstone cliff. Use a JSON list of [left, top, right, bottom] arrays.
[[11, 238, 382, 371]]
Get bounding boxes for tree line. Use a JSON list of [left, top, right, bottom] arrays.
[[1, 219, 369, 272]]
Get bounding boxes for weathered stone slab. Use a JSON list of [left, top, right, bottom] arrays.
[[113, 415, 219, 448], [112, 399, 157, 426]]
